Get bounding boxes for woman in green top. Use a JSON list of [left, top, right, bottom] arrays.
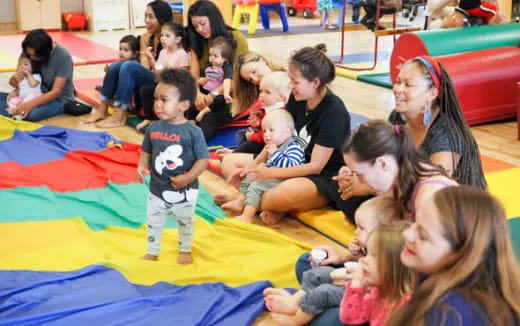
[[186, 0, 249, 140]]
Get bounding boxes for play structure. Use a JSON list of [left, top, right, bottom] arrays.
[[335, 0, 421, 71], [390, 23, 520, 125], [232, 0, 289, 35]]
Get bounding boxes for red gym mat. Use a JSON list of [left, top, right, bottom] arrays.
[[0, 32, 118, 71], [75, 78, 102, 107]]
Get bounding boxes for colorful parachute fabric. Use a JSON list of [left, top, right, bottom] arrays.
[[0, 117, 311, 325]]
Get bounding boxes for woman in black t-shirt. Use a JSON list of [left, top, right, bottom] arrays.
[[216, 44, 368, 225]]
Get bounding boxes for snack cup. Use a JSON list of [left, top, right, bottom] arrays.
[[310, 248, 327, 267]]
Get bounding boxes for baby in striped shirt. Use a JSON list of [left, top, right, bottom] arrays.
[[223, 109, 305, 223]]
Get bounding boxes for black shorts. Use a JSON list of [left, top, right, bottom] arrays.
[[305, 174, 373, 224]]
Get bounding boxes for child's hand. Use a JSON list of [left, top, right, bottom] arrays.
[[196, 108, 210, 122], [136, 165, 149, 183], [170, 173, 192, 190], [265, 143, 278, 155], [245, 128, 254, 141], [313, 245, 343, 265], [141, 47, 153, 60], [348, 237, 362, 257], [13, 70, 24, 82], [348, 263, 366, 288], [330, 268, 351, 286], [224, 94, 233, 104], [198, 77, 208, 86]]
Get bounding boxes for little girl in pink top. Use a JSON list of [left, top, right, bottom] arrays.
[[340, 222, 414, 326]]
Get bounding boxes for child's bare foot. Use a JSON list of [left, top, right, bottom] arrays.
[[178, 252, 193, 265], [234, 214, 254, 223], [82, 109, 107, 124], [221, 198, 245, 213], [213, 193, 235, 206], [142, 253, 158, 260], [96, 114, 126, 128], [265, 295, 299, 314], [260, 210, 285, 226], [271, 312, 298, 326], [263, 287, 292, 297], [136, 119, 151, 130]]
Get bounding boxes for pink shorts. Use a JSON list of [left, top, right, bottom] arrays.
[[7, 91, 42, 108]]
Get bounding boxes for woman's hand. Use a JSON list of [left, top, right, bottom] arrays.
[[313, 245, 344, 265], [15, 102, 35, 119], [246, 163, 272, 181], [334, 167, 372, 200], [226, 167, 246, 188], [216, 148, 234, 158]]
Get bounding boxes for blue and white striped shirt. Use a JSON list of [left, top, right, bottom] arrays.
[[266, 137, 305, 168]]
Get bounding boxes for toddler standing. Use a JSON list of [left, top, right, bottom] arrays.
[[6, 53, 42, 119], [137, 69, 208, 265]]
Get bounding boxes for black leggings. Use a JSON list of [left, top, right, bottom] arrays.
[[139, 84, 157, 120], [186, 93, 232, 141]]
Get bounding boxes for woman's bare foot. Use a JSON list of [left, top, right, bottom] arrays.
[[142, 253, 158, 260], [264, 294, 299, 314], [136, 119, 151, 131], [178, 252, 193, 265], [271, 312, 299, 326], [260, 210, 285, 226], [213, 193, 235, 206], [96, 108, 126, 128], [221, 198, 245, 213], [234, 214, 254, 223], [263, 287, 292, 297], [82, 108, 107, 124]]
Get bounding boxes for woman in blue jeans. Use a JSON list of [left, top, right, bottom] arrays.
[[83, 0, 172, 128], [0, 29, 74, 122]]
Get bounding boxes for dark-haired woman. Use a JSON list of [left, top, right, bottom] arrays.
[[84, 0, 172, 128], [0, 29, 74, 121], [186, 0, 249, 140], [215, 45, 367, 226]]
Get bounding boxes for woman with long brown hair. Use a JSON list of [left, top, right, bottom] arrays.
[[388, 186, 520, 325]]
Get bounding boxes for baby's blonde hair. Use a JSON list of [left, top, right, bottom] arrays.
[[260, 71, 291, 103], [262, 109, 295, 132], [356, 195, 401, 225]]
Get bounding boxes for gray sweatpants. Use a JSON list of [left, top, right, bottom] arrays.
[[300, 266, 345, 315], [146, 191, 197, 255], [239, 179, 281, 208]]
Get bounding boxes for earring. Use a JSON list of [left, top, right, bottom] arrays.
[[423, 103, 433, 125]]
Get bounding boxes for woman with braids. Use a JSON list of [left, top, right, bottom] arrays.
[[84, 0, 172, 127], [186, 0, 249, 140], [338, 56, 486, 205], [388, 186, 520, 326]]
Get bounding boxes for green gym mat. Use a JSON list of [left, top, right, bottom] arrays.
[[357, 73, 393, 89]]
